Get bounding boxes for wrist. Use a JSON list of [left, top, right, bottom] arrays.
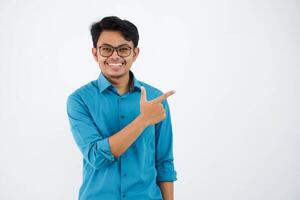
[[137, 114, 149, 129]]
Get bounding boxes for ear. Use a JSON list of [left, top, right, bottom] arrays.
[[92, 48, 98, 62], [132, 47, 140, 62]]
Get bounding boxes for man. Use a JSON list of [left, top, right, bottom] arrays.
[[66, 16, 177, 200]]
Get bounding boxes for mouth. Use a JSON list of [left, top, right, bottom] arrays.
[[104, 61, 125, 72], [107, 63, 123, 67]]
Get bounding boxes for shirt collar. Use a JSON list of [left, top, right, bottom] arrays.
[[97, 70, 141, 93]]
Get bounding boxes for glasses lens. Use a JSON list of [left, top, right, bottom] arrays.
[[117, 46, 131, 57], [100, 46, 113, 57]]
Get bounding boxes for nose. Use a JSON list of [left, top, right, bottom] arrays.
[[110, 49, 120, 59]]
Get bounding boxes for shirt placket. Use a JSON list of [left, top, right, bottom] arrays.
[[118, 96, 128, 199]]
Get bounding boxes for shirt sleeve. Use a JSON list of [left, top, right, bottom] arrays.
[[155, 99, 177, 182], [66, 93, 116, 170]]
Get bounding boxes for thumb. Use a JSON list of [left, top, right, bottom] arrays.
[[140, 86, 147, 102]]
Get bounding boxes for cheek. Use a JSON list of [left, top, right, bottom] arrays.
[[124, 57, 134, 64], [98, 57, 106, 64]]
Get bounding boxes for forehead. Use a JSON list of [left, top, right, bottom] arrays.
[[97, 30, 133, 47]]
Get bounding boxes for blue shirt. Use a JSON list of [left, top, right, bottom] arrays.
[[66, 71, 177, 200]]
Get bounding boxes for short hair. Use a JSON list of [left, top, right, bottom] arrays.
[[90, 16, 139, 48]]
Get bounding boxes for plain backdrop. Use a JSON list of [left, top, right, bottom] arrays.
[[0, 0, 299, 199]]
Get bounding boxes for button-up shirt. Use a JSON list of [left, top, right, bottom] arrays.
[[66, 71, 177, 200]]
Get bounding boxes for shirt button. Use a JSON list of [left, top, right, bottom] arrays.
[[123, 173, 127, 177], [120, 115, 125, 119], [122, 194, 126, 198]]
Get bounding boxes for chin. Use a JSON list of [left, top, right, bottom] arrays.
[[105, 70, 128, 79]]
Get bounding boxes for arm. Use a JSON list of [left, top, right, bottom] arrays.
[[155, 100, 177, 198], [67, 94, 116, 169], [158, 182, 174, 200]]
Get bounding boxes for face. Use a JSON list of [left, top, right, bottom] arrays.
[[92, 30, 139, 79]]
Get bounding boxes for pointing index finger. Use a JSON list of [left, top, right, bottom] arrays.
[[154, 90, 176, 102]]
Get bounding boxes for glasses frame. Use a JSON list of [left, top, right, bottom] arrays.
[[97, 45, 133, 57]]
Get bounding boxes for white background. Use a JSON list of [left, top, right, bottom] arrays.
[[0, 0, 299, 199]]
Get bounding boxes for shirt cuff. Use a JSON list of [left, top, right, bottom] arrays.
[[156, 167, 177, 182], [97, 138, 116, 161]]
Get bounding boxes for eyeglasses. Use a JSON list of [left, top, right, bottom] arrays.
[[98, 45, 132, 57]]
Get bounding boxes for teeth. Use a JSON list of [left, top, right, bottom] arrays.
[[108, 63, 122, 66]]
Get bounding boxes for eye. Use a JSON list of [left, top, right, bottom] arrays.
[[118, 47, 130, 52], [102, 47, 112, 52]]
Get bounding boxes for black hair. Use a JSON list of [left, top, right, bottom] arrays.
[[90, 16, 139, 48]]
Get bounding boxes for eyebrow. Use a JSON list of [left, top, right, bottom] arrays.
[[99, 43, 131, 47]]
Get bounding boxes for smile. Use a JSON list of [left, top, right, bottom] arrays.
[[107, 63, 123, 66]]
